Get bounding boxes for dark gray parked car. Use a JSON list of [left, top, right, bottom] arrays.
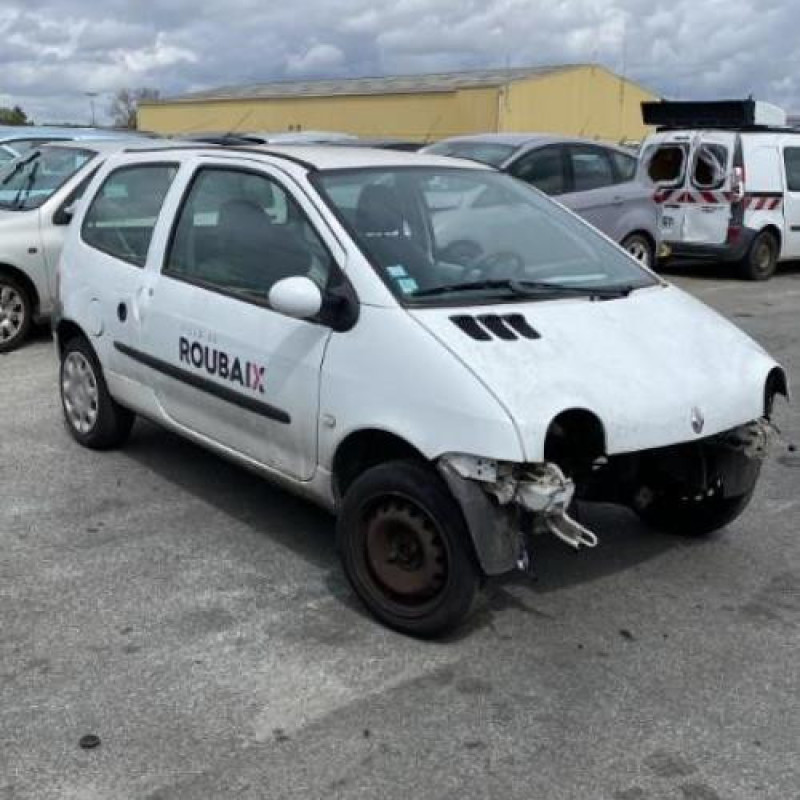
[[424, 134, 660, 267]]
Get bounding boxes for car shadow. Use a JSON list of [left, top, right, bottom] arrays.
[[122, 419, 338, 572], [121, 421, 697, 637], [659, 258, 800, 281]]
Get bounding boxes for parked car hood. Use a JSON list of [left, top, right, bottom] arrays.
[[408, 284, 778, 461]]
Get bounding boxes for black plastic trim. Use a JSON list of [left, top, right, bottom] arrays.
[[477, 314, 518, 340], [502, 314, 540, 339], [450, 315, 492, 341], [113, 341, 291, 424]]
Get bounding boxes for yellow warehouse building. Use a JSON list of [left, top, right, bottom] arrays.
[[138, 63, 658, 143]]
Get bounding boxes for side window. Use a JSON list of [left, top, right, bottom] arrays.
[[568, 146, 616, 191], [611, 150, 638, 182], [509, 147, 565, 195], [82, 164, 178, 267], [164, 167, 333, 304], [783, 148, 800, 192], [692, 144, 728, 189], [647, 145, 687, 185]]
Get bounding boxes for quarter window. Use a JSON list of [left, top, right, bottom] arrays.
[[164, 167, 333, 304], [568, 146, 616, 191], [784, 147, 800, 192], [82, 164, 178, 267], [509, 147, 565, 195], [692, 144, 728, 189]]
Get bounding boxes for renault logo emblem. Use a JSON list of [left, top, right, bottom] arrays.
[[691, 406, 705, 434]]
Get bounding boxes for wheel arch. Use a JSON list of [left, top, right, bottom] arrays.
[[765, 366, 789, 416], [544, 408, 607, 468], [55, 318, 91, 356], [331, 428, 428, 502], [0, 262, 40, 315]]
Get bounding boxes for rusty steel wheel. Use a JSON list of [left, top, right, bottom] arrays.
[[364, 497, 449, 605], [337, 460, 480, 637]]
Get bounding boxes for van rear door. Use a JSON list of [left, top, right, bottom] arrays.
[[682, 131, 735, 245], [642, 133, 691, 243]]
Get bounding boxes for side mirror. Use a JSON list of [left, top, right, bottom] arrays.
[[53, 203, 75, 226], [268, 276, 323, 320]]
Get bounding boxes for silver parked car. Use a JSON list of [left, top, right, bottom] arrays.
[[0, 137, 148, 351], [424, 134, 660, 267]]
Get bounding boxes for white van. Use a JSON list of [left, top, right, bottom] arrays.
[[55, 145, 785, 636], [641, 100, 800, 280]]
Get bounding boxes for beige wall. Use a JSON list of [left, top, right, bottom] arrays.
[[138, 66, 655, 143], [138, 87, 498, 141], [501, 65, 656, 142]]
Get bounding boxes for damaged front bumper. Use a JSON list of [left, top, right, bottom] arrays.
[[437, 418, 778, 577], [438, 455, 597, 576]]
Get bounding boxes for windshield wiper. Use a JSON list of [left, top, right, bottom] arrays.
[[0, 150, 39, 186], [412, 279, 634, 299]]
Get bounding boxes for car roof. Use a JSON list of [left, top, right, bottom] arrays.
[[39, 138, 172, 154], [235, 144, 488, 171], [429, 132, 635, 154], [0, 126, 139, 143]]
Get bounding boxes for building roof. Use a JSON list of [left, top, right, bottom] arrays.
[[148, 64, 590, 104]]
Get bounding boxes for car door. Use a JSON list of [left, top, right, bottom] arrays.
[[682, 132, 735, 244], [506, 145, 567, 198], [133, 160, 339, 482], [782, 144, 800, 258], [557, 144, 624, 237]]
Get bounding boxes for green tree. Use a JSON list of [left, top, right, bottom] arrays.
[[0, 105, 31, 126], [108, 88, 160, 129]]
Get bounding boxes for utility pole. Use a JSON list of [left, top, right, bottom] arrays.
[[85, 92, 98, 126]]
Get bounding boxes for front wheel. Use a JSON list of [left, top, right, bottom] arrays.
[[60, 336, 135, 450], [0, 276, 33, 353], [739, 231, 778, 281], [621, 233, 655, 269], [337, 460, 480, 638]]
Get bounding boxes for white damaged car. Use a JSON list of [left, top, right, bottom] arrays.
[[54, 145, 788, 636]]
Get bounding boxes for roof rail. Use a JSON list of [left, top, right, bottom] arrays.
[[119, 142, 318, 171]]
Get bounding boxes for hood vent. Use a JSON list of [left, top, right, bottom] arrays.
[[450, 313, 540, 342]]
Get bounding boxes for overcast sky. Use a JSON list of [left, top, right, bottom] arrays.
[[1, 0, 798, 124]]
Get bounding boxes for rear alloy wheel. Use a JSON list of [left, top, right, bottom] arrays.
[[621, 234, 655, 269], [739, 230, 778, 281], [337, 460, 480, 637], [60, 336, 135, 450], [0, 277, 32, 353]]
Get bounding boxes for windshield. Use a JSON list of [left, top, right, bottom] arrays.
[[314, 167, 659, 305], [0, 147, 95, 211], [425, 141, 518, 167]]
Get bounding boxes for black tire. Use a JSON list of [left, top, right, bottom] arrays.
[[337, 459, 480, 638], [634, 480, 758, 537], [739, 230, 778, 281], [60, 336, 135, 450], [621, 233, 655, 269], [0, 275, 33, 353]]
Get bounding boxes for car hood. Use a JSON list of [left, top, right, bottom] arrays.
[[408, 284, 779, 461]]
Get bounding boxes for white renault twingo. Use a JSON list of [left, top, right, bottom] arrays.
[[55, 145, 787, 636]]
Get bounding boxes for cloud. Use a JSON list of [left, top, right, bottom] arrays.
[[0, 0, 797, 124]]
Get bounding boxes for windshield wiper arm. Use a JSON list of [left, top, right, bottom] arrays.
[[412, 279, 633, 299], [0, 150, 39, 186]]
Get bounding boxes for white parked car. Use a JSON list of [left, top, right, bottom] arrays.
[[0, 138, 148, 351], [55, 145, 787, 636]]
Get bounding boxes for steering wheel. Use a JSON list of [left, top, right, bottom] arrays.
[[466, 250, 525, 282]]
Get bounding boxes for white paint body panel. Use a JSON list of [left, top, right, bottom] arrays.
[[57, 146, 783, 512]]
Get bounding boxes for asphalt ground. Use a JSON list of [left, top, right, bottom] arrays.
[[1, 262, 799, 800]]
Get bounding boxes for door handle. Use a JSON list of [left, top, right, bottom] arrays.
[[611, 196, 625, 205], [117, 302, 127, 322]]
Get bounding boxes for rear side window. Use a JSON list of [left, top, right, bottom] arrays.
[[611, 150, 638, 181], [567, 146, 616, 191], [784, 148, 800, 191], [646, 145, 687, 185], [82, 164, 178, 267], [509, 146, 565, 195], [692, 144, 728, 189]]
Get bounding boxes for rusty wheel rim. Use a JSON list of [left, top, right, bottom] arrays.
[[363, 497, 449, 605]]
